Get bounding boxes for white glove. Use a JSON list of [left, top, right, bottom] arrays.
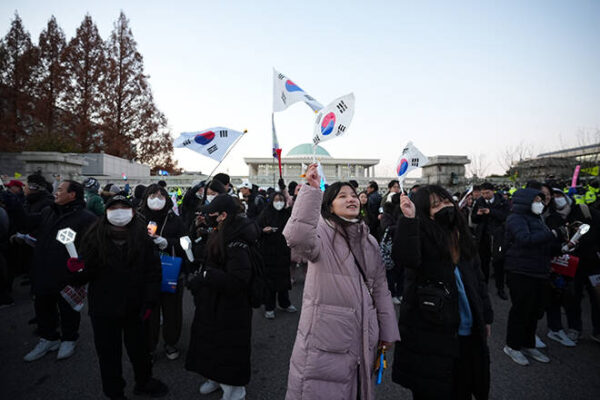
[[153, 236, 168, 250]]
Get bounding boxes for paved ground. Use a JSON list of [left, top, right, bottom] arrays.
[[1, 270, 600, 400]]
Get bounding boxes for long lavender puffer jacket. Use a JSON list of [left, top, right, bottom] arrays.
[[283, 185, 400, 400]]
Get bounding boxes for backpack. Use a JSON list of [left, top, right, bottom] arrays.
[[380, 227, 395, 270], [228, 240, 269, 308]]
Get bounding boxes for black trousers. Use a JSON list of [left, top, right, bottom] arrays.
[[479, 236, 505, 291], [567, 271, 600, 335], [91, 314, 152, 398], [146, 282, 184, 351], [35, 293, 80, 341], [506, 273, 548, 350], [265, 289, 291, 311], [411, 335, 490, 400]]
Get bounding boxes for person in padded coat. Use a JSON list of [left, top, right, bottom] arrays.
[[502, 188, 561, 366], [137, 183, 186, 361], [256, 191, 296, 319], [283, 164, 400, 400], [391, 185, 493, 400], [186, 194, 259, 400], [72, 195, 168, 399]]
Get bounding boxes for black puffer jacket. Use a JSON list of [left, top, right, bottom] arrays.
[[391, 217, 493, 397], [23, 190, 54, 214], [185, 216, 259, 386], [471, 193, 509, 245], [256, 205, 291, 292], [77, 218, 162, 317], [504, 189, 560, 279], [24, 200, 97, 295]]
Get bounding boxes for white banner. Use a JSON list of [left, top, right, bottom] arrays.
[[174, 127, 245, 162], [273, 68, 323, 113], [312, 93, 355, 145], [396, 142, 428, 182]]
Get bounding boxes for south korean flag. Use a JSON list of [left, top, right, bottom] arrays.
[[174, 127, 246, 162]]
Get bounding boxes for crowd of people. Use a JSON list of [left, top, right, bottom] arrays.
[[1, 168, 599, 400]]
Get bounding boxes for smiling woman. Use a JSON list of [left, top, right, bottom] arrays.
[[282, 164, 400, 400]]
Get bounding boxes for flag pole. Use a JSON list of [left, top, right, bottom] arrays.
[[206, 131, 247, 181]]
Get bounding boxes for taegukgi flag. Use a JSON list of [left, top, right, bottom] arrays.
[[396, 141, 428, 181], [273, 68, 323, 113], [174, 127, 245, 162], [312, 93, 355, 146]]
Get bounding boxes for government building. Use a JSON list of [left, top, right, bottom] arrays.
[[243, 144, 380, 186]]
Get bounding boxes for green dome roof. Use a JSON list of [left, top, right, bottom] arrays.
[[286, 143, 331, 158]]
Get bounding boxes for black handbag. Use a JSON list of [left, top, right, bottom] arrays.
[[416, 280, 450, 325]]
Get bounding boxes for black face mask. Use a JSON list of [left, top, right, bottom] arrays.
[[434, 206, 456, 229], [205, 214, 219, 228]]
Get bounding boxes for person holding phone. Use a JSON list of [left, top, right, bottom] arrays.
[[283, 164, 399, 400], [256, 191, 295, 319]]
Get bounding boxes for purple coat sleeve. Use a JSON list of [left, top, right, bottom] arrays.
[[283, 184, 323, 263]]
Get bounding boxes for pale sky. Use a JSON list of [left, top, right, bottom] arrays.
[[2, 0, 599, 178]]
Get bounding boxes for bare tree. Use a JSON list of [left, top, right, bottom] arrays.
[[467, 153, 489, 179], [497, 142, 535, 174]]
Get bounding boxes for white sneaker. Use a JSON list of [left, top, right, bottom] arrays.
[[547, 330, 576, 347], [57, 340, 77, 360], [503, 346, 529, 366], [535, 335, 547, 349], [283, 305, 297, 313], [566, 328, 581, 342], [392, 297, 402, 305], [522, 347, 550, 363], [24, 338, 60, 362], [199, 379, 220, 395], [220, 384, 246, 400], [264, 311, 275, 319]]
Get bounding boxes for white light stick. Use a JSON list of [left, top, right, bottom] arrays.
[[571, 224, 590, 243], [56, 228, 78, 258], [179, 236, 194, 262]]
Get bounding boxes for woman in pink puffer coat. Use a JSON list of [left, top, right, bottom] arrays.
[[283, 164, 400, 400]]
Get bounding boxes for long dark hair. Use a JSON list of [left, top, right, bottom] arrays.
[[206, 212, 240, 265], [412, 185, 476, 262], [80, 213, 148, 270], [139, 183, 173, 217]]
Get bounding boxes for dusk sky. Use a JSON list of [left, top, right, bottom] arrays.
[[2, 1, 599, 178]]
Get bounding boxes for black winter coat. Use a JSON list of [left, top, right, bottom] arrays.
[[504, 189, 560, 279], [23, 190, 54, 214], [77, 219, 162, 317], [25, 200, 97, 295], [256, 206, 291, 292], [185, 216, 259, 386], [471, 193, 509, 246], [138, 208, 186, 271], [391, 217, 493, 397]]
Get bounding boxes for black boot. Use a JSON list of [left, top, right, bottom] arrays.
[[133, 378, 168, 398]]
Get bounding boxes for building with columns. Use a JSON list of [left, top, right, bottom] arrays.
[[243, 143, 380, 186]]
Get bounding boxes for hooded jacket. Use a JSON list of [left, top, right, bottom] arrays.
[[283, 184, 400, 400], [504, 188, 559, 279]]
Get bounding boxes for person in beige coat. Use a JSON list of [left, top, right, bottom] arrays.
[[283, 164, 400, 400]]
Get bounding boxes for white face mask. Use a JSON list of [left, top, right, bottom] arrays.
[[206, 194, 216, 204], [106, 208, 133, 227], [147, 197, 166, 211], [273, 201, 285, 211], [554, 197, 567, 209], [195, 191, 204, 199], [531, 201, 544, 215]]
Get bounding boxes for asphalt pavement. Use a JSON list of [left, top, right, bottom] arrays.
[[1, 270, 599, 400]]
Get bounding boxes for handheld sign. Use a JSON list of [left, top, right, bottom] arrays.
[[179, 236, 195, 262], [56, 228, 78, 258]]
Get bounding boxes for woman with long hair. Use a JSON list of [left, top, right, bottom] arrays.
[[283, 164, 400, 400], [391, 185, 493, 399], [186, 194, 259, 400], [138, 183, 186, 361], [75, 195, 168, 399], [256, 191, 295, 319]]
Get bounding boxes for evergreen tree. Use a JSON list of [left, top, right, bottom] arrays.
[[62, 14, 106, 152], [0, 12, 39, 150]]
